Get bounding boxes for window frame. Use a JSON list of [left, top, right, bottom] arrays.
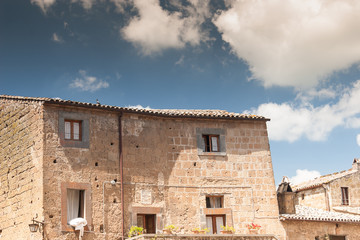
[[64, 119, 82, 141], [196, 128, 226, 156], [206, 214, 226, 234], [341, 187, 349, 205], [137, 214, 156, 234], [61, 182, 92, 232], [202, 135, 220, 152], [206, 196, 224, 208], [59, 111, 90, 148]]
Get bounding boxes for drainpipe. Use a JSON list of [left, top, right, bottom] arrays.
[[323, 184, 330, 211], [119, 113, 124, 240]]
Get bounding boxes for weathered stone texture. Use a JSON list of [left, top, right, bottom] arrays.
[[121, 114, 285, 238], [0, 99, 44, 240], [295, 187, 327, 210], [282, 220, 360, 240], [1, 98, 286, 240]]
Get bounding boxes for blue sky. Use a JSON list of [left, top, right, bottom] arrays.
[[1, 0, 360, 184]]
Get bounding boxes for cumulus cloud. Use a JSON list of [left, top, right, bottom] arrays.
[[69, 70, 109, 92], [121, 0, 210, 55], [213, 0, 360, 89], [247, 80, 360, 142], [31, 0, 56, 12], [357, 134, 360, 147], [290, 169, 321, 185], [52, 33, 63, 43], [127, 105, 151, 109]]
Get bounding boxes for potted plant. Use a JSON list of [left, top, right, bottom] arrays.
[[128, 226, 144, 238], [220, 225, 235, 234], [163, 225, 178, 234], [246, 223, 261, 234]]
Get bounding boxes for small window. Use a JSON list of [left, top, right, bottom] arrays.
[[64, 120, 82, 141], [67, 189, 85, 223], [202, 135, 219, 152], [206, 196, 223, 208], [206, 215, 225, 234], [341, 187, 349, 205]]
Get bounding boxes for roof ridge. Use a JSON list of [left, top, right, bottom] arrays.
[[0, 95, 269, 120]]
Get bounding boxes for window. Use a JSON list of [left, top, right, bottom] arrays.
[[206, 196, 223, 208], [196, 128, 226, 155], [202, 135, 219, 152], [61, 182, 91, 231], [206, 215, 225, 234], [341, 187, 349, 205], [59, 111, 89, 148], [67, 189, 85, 223], [137, 214, 156, 234], [64, 120, 82, 141]]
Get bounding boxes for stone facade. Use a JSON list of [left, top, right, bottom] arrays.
[[0, 95, 286, 240]]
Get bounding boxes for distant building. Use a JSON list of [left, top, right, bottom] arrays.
[[0, 95, 284, 240], [278, 159, 360, 240]]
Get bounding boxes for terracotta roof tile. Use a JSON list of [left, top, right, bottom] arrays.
[[280, 205, 360, 223], [0, 95, 268, 120]]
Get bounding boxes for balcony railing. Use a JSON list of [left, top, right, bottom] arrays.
[[127, 234, 280, 240]]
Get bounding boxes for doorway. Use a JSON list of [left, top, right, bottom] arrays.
[[137, 214, 156, 234]]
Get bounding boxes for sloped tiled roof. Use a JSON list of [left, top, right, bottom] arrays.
[[0, 95, 268, 120], [280, 205, 360, 223], [292, 169, 357, 192]]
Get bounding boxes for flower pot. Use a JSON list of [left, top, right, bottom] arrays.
[[221, 230, 233, 234], [249, 229, 259, 234], [192, 230, 200, 234], [163, 229, 172, 234]]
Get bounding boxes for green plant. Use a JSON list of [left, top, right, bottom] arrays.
[[221, 225, 235, 233], [164, 225, 178, 231], [247, 223, 261, 230], [128, 226, 144, 238], [192, 227, 210, 233]]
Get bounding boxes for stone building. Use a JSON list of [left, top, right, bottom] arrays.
[[278, 159, 360, 240], [0, 95, 285, 240]]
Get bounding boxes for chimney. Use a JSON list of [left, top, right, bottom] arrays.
[[277, 176, 296, 214], [352, 158, 360, 171]]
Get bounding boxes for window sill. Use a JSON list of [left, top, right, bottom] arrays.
[[198, 152, 226, 156]]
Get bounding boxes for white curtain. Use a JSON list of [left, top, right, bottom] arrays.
[[215, 217, 224, 234], [206, 217, 213, 234], [211, 137, 218, 151], [67, 189, 80, 223], [214, 197, 222, 208], [73, 122, 80, 140], [65, 122, 71, 139]]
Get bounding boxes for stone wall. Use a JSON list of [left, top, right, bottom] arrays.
[[0, 99, 44, 240], [282, 220, 360, 240], [42, 105, 122, 240], [1, 99, 286, 240], [295, 187, 327, 210], [330, 172, 360, 209], [121, 114, 285, 239]]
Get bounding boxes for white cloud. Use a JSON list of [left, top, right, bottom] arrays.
[[121, 0, 209, 55], [127, 105, 151, 110], [69, 70, 109, 92], [175, 55, 184, 65], [213, 0, 360, 89], [357, 134, 360, 147], [31, 0, 56, 12], [247, 80, 360, 142], [52, 33, 63, 43], [290, 169, 321, 185]]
